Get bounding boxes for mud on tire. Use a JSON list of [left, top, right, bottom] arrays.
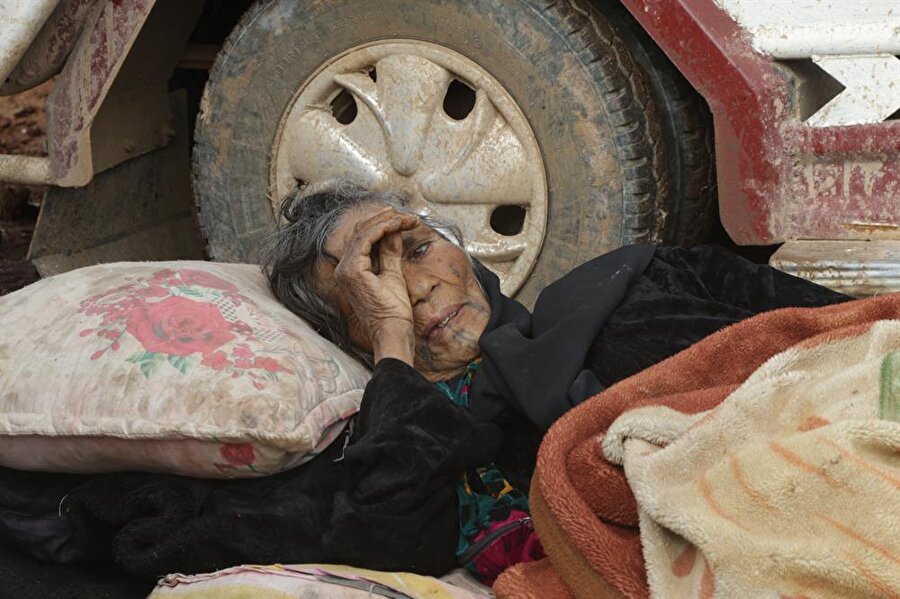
[[193, 0, 707, 303]]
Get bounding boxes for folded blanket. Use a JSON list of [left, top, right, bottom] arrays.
[[151, 563, 490, 598], [494, 293, 900, 599], [606, 320, 900, 598]]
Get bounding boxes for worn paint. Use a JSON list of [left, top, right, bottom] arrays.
[[622, 0, 783, 243], [713, 0, 900, 58], [846, 222, 899, 235], [0, 0, 100, 95], [46, 0, 155, 185], [271, 40, 548, 296], [712, 2, 900, 127], [771, 240, 900, 296], [621, 0, 900, 244], [807, 54, 900, 127], [0, 0, 57, 86], [778, 123, 900, 240]]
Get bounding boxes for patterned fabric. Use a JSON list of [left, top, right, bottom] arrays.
[[0, 261, 370, 478], [436, 361, 544, 583], [152, 563, 488, 598]]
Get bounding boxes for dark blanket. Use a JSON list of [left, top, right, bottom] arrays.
[[470, 245, 847, 431], [471, 245, 655, 430], [0, 541, 150, 599]]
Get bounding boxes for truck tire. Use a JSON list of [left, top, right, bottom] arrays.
[[604, 2, 718, 246], [193, 0, 689, 303]]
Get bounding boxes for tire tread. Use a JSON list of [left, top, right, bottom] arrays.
[[539, 0, 668, 245]]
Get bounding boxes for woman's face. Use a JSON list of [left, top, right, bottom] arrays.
[[319, 203, 491, 381]]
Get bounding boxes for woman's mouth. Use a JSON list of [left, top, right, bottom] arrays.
[[425, 305, 464, 342]]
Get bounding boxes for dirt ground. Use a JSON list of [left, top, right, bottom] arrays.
[[0, 80, 51, 296]]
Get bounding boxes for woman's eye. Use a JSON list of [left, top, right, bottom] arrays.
[[410, 242, 431, 259]]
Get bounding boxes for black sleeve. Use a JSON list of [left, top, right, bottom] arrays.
[[0, 360, 499, 580], [323, 358, 501, 575]]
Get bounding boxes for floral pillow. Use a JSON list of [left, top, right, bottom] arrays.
[[0, 261, 371, 478]]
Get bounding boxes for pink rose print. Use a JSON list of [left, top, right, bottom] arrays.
[[201, 350, 231, 371], [220, 443, 256, 467], [79, 267, 293, 388], [176, 269, 238, 292], [126, 296, 235, 356], [232, 343, 254, 359], [253, 356, 292, 374]]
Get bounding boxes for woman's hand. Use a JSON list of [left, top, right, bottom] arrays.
[[333, 208, 419, 365]]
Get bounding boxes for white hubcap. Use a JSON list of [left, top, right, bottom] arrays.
[[271, 41, 548, 295]]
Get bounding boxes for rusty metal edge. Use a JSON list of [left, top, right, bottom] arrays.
[[619, 0, 785, 244], [771, 240, 900, 297], [0, 0, 102, 96], [45, 0, 157, 186], [619, 0, 900, 245]]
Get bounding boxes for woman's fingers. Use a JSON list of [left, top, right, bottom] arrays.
[[378, 231, 404, 275], [330, 209, 418, 346], [353, 209, 418, 244], [340, 210, 417, 273]]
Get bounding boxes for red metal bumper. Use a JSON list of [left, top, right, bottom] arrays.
[[621, 0, 900, 245]]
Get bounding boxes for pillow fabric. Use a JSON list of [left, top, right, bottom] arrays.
[[0, 261, 371, 478], [150, 563, 490, 598]]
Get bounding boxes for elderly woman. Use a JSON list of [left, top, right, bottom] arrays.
[[262, 182, 847, 582], [0, 184, 846, 593]]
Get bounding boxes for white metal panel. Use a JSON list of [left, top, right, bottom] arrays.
[[716, 0, 900, 126], [714, 0, 900, 58], [807, 54, 900, 126], [0, 0, 58, 85]]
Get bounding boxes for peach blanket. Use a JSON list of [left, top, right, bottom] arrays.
[[494, 294, 900, 599], [605, 320, 900, 598]]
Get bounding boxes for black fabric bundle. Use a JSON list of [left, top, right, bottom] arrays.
[[471, 244, 848, 431], [586, 245, 851, 384], [0, 360, 498, 594], [470, 244, 655, 430]]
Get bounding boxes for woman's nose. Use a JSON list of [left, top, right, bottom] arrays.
[[404, 264, 438, 306]]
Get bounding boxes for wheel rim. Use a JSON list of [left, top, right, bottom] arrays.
[[270, 40, 548, 296]]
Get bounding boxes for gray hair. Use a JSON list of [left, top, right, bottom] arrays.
[[261, 181, 466, 368]]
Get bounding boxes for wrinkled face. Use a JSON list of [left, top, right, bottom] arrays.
[[318, 203, 490, 381]]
